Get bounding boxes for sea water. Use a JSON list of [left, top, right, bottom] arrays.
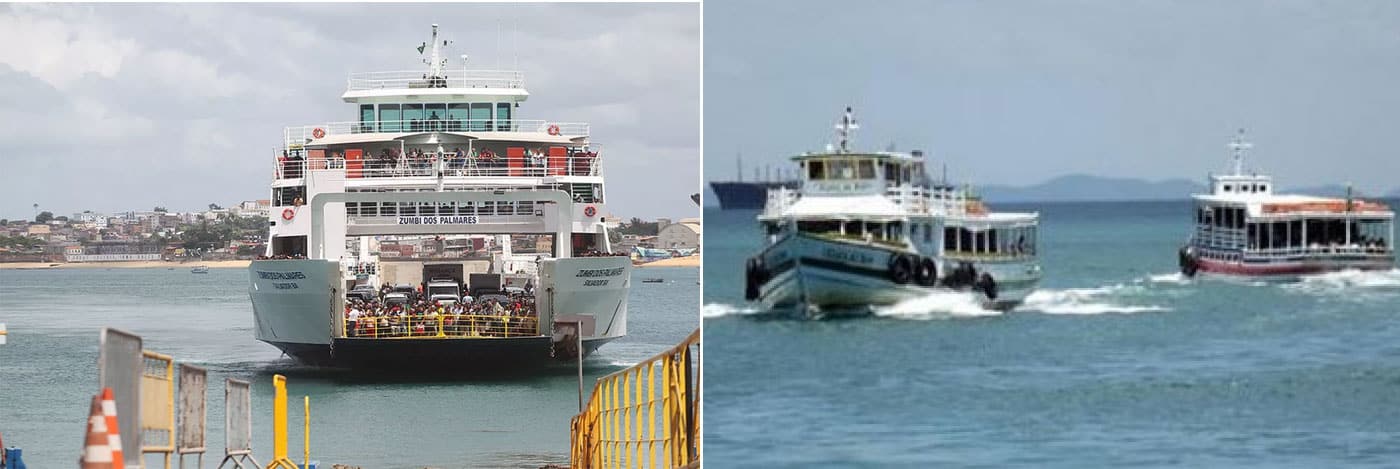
[[0, 266, 697, 468], [704, 200, 1400, 467]]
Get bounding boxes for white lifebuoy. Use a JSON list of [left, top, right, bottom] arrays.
[[547, 125, 561, 136], [282, 208, 295, 221]]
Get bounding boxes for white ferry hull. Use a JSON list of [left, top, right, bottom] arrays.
[[1181, 247, 1394, 278], [751, 234, 1039, 318]]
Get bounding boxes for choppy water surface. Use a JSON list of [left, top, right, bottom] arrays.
[[0, 266, 696, 468], [704, 201, 1400, 467]]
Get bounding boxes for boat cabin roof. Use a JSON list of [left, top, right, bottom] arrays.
[[789, 151, 917, 163], [308, 131, 585, 147]]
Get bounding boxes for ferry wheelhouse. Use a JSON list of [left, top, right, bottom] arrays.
[[1179, 131, 1395, 277], [744, 108, 1041, 317], [248, 25, 630, 371]]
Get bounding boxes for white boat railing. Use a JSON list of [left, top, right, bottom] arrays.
[[346, 70, 525, 91], [285, 119, 589, 147], [273, 152, 603, 180], [1243, 244, 1393, 258]]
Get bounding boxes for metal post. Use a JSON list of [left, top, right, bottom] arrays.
[[577, 329, 585, 412], [303, 396, 310, 469]]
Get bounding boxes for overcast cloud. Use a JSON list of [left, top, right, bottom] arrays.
[[704, 0, 1400, 197], [0, 3, 699, 221]]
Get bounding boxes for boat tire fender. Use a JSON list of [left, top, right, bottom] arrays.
[[976, 273, 998, 300], [915, 257, 938, 286], [889, 254, 914, 285], [744, 257, 763, 300], [1179, 247, 1198, 277]]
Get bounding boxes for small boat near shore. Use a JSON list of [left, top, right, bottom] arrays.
[[190, 265, 210, 274], [1178, 130, 1395, 277], [744, 108, 1041, 318]]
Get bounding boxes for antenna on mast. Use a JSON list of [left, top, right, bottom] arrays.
[[834, 106, 859, 153], [1226, 128, 1253, 176], [736, 151, 744, 182]]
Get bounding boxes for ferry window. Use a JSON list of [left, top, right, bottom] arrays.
[[359, 105, 375, 132], [425, 103, 447, 129], [1224, 184, 1233, 192], [858, 160, 876, 179], [1260, 184, 1268, 192], [469, 103, 491, 131], [830, 160, 856, 179], [796, 220, 841, 234], [496, 103, 511, 131], [808, 160, 826, 180], [403, 104, 425, 130], [924, 223, 933, 243], [379, 104, 401, 131], [448, 103, 470, 130]]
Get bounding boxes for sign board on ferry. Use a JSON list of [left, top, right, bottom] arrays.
[[397, 216, 479, 225]]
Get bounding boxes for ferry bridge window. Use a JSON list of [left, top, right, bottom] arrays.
[[808, 160, 826, 180], [449, 103, 470, 130], [858, 160, 876, 179], [359, 105, 375, 132], [469, 103, 491, 131], [496, 103, 511, 131], [403, 104, 425, 131], [425, 104, 447, 130], [830, 160, 856, 180], [379, 104, 402, 132]]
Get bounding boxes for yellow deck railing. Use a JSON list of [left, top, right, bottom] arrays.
[[342, 313, 539, 339], [571, 329, 700, 469]]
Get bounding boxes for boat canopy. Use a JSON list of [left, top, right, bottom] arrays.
[[309, 131, 584, 147], [765, 194, 907, 221]]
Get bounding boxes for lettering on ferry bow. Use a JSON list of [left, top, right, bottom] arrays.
[[576, 267, 625, 287], [397, 215, 480, 225], [823, 247, 874, 265]]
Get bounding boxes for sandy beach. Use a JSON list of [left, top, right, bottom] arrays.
[[637, 255, 700, 268], [0, 260, 252, 270]]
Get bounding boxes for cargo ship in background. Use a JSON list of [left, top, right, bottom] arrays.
[[708, 154, 798, 209], [247, 25, 631, 371]]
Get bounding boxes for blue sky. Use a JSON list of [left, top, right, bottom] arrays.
[[704, 0, 1400, 197], [0, 3, 699, 221]]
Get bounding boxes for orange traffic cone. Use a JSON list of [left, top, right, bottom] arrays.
[[100, 388, 125, 469], [80, 394, 114, 469]]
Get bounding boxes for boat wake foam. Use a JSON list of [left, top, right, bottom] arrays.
[[1017, 285, 1170, 315], [1285, 268, 1400, 293], [872, 291, 1002, 320], [1144, 272, 1191, 285], [702, 302, 764, 318]]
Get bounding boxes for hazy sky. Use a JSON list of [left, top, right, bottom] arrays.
[[0, 3, 699, 221], [704, 0, 1400, 197]]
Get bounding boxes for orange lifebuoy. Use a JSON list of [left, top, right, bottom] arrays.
[[282, 208, 295, 221], [547, 125, 561, 136], [584, 205, 597, 217], [312, 127, 326, 139]]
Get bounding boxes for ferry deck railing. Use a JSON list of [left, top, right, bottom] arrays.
[[1242, 244, 1393, 258], [763, 187, 799, 215], [285, 119, 588, 147], [345, 69, 525, 91], [273, 153, 603, 180], [571, 329, 700, 469], [343, 313, 540, 339]]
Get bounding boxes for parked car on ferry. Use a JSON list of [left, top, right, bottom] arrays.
[[346, 285, 378, 302]]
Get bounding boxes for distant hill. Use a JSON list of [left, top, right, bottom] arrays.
[[977, 174, 1205, 203]]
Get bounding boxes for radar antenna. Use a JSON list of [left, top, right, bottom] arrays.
[[1226, 128, 1253, 176], [422, 24, 453, 79], [834, 106, 859, 153]]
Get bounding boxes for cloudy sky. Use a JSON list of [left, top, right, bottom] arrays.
[[0, 3, 699, 221], [705, 0, 1400, 197]]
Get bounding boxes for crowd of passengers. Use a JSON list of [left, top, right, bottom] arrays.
[[344, 294, 539, 338], [280, 146, 590, 178]]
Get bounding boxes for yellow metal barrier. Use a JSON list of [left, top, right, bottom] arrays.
[[342, 313, 539, 339], [571, 329, 700, 469], [141, 350, 176, 469], [266, 374, 298, 469]]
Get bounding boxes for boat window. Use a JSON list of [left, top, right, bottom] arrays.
[[403, 104, 425, 130], [448, 103, 470, 130], [796, 220, 841, 234], [808, 160, 826, 180], [469, 103, 492, 131], [360, 105, 375, 132], [858, 160, 876, 179], [378, 104, 402, 132], [496, 103, 511, 131], [924, 222, 933, 243], [830, 159, 856, 180], [1224, 184, 1233, 192]]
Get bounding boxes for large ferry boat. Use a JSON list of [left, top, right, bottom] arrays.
[[744, 108, 1041, 317], [247, 25, 631, 371], [1178, 130, 1394, 277]]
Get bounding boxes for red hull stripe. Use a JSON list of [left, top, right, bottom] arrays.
[[1195, 257, 1391, 276]]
